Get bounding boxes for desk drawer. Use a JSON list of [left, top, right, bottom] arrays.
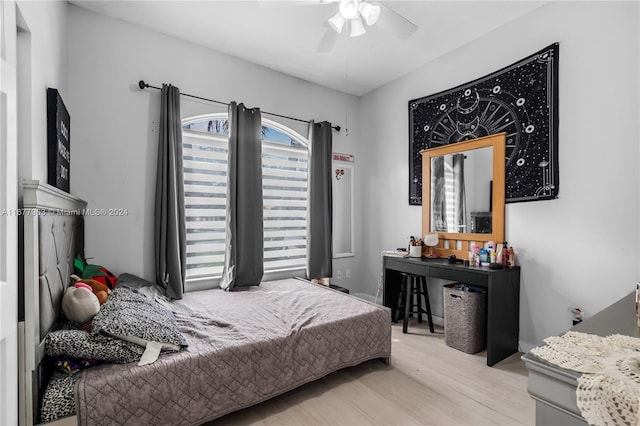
[[429, 267, 487, 286], [384, 258, 429, 277]]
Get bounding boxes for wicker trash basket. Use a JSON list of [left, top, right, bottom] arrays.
[[443, 283, 487, 354]]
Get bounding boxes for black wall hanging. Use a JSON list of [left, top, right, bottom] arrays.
[[47, 88, 71, 193], [408, 43, 559, 205]]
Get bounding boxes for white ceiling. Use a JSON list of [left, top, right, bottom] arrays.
[[70, 0, 547, 96]]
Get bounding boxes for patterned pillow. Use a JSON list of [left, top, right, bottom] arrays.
[[45, 287, 186, 365], [45, 329, 144, 363], [91, 287, 187, 350]]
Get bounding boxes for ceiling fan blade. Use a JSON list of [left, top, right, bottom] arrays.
[[376, 3, 418, 40], [317, 27, 339, 52]]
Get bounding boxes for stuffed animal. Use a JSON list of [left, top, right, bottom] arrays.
[[74, 256, 118, 289], [71, 274, 111, 305], [61, 286, 100, 324]]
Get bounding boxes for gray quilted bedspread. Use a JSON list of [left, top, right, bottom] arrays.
[[75, 278, 391, 425]]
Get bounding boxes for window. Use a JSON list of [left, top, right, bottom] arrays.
[[182, 114, 309, 289], [182, 116, 228, 281]]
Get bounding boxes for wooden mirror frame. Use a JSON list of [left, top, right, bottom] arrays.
[[421, 133, 506, 260]]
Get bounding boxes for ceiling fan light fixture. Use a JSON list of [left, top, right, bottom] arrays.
[[359, 2, 380, 26], [339, 0, 360, 20], [349, 15, 366, 37], [328, 11, 346, 33]]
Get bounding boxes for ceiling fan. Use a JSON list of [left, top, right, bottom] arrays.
[[260, 0, 418, 52]]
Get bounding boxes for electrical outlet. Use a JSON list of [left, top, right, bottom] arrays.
[[345, 269, 351, 279], [336, 270, 342, 279]]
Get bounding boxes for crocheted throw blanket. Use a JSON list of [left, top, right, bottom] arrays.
[[530, 331, 640, 426]]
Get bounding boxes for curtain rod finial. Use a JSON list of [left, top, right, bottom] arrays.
[[333, 125, 341, 132], [138, 80, 147, 90]]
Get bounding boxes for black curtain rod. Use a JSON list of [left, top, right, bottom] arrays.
[[138, 80, 341, 132]]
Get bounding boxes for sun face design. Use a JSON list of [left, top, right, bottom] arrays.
[[409, 86, 534, 205], [425, 88, 527, 169]]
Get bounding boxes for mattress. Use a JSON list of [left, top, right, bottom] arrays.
[[74, 278, 391, 425]]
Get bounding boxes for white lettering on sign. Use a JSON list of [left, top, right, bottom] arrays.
[[58, 139, 70, 162], [60, 120, 69, 141]]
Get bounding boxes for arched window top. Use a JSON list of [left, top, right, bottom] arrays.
[[182, 113, 308, 148]]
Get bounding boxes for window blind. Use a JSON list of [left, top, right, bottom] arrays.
[[262, 141, 308, 272], [183, 130, 228, 279]]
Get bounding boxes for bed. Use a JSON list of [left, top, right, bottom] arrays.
[[18, 180, 391, 425]]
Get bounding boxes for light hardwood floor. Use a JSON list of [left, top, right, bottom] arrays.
[[206, 321, 534, 426], [47, 320, 534, 426]]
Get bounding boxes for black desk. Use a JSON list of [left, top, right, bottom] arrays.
[[383, 256, 520, 366]]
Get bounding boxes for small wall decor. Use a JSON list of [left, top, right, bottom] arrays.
[[47, 88, 71, 193], [333, 152, 354, 163], [409, 43, 559, 205]]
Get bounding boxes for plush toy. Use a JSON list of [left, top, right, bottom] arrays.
[[74, 256, 118, 290], [61, 286, 100, 324], [71, 275, 111, 305]]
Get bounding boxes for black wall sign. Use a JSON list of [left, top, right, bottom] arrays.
[[47, 88, 70, 193]]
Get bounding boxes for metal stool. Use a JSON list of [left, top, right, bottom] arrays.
[[395, 273, 434, 334]]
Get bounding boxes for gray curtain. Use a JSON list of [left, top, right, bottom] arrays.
[[220, 102, 264, 291], [306, 120, 333, 280], [453, 153, 467, 233], [155, 84, 186, 299]]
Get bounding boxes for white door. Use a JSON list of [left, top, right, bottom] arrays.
[[0, 1, 18, 425]]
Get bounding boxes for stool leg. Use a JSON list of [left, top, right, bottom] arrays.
[[421, 277, 435, 333], [408, 277, 415, 319], [416, 276, 424, 323], [403, 277, 411, 333], [394, 276, 406, 323]]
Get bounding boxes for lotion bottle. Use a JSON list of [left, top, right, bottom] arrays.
[[501, 242, 509, 267]]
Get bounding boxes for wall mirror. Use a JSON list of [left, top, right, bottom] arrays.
[[333, 163, 355, 258], [421, 133, 506, 259]]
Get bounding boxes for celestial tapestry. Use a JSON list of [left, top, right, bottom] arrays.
[[408, 43, 559, 205]]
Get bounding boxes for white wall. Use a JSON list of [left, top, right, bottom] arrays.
[[17, 0, 68, 189], [358, 1, 639, 349], [67, 5, 362, 286]]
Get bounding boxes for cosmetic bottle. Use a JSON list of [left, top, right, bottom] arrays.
[[508, 247, 515, 268], [479, 249, 488, 266], [501, 242, 508, 267], [470, 244, 479, 266]]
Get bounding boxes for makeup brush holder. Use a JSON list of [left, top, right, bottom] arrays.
[[409, 246, 422, 257]]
